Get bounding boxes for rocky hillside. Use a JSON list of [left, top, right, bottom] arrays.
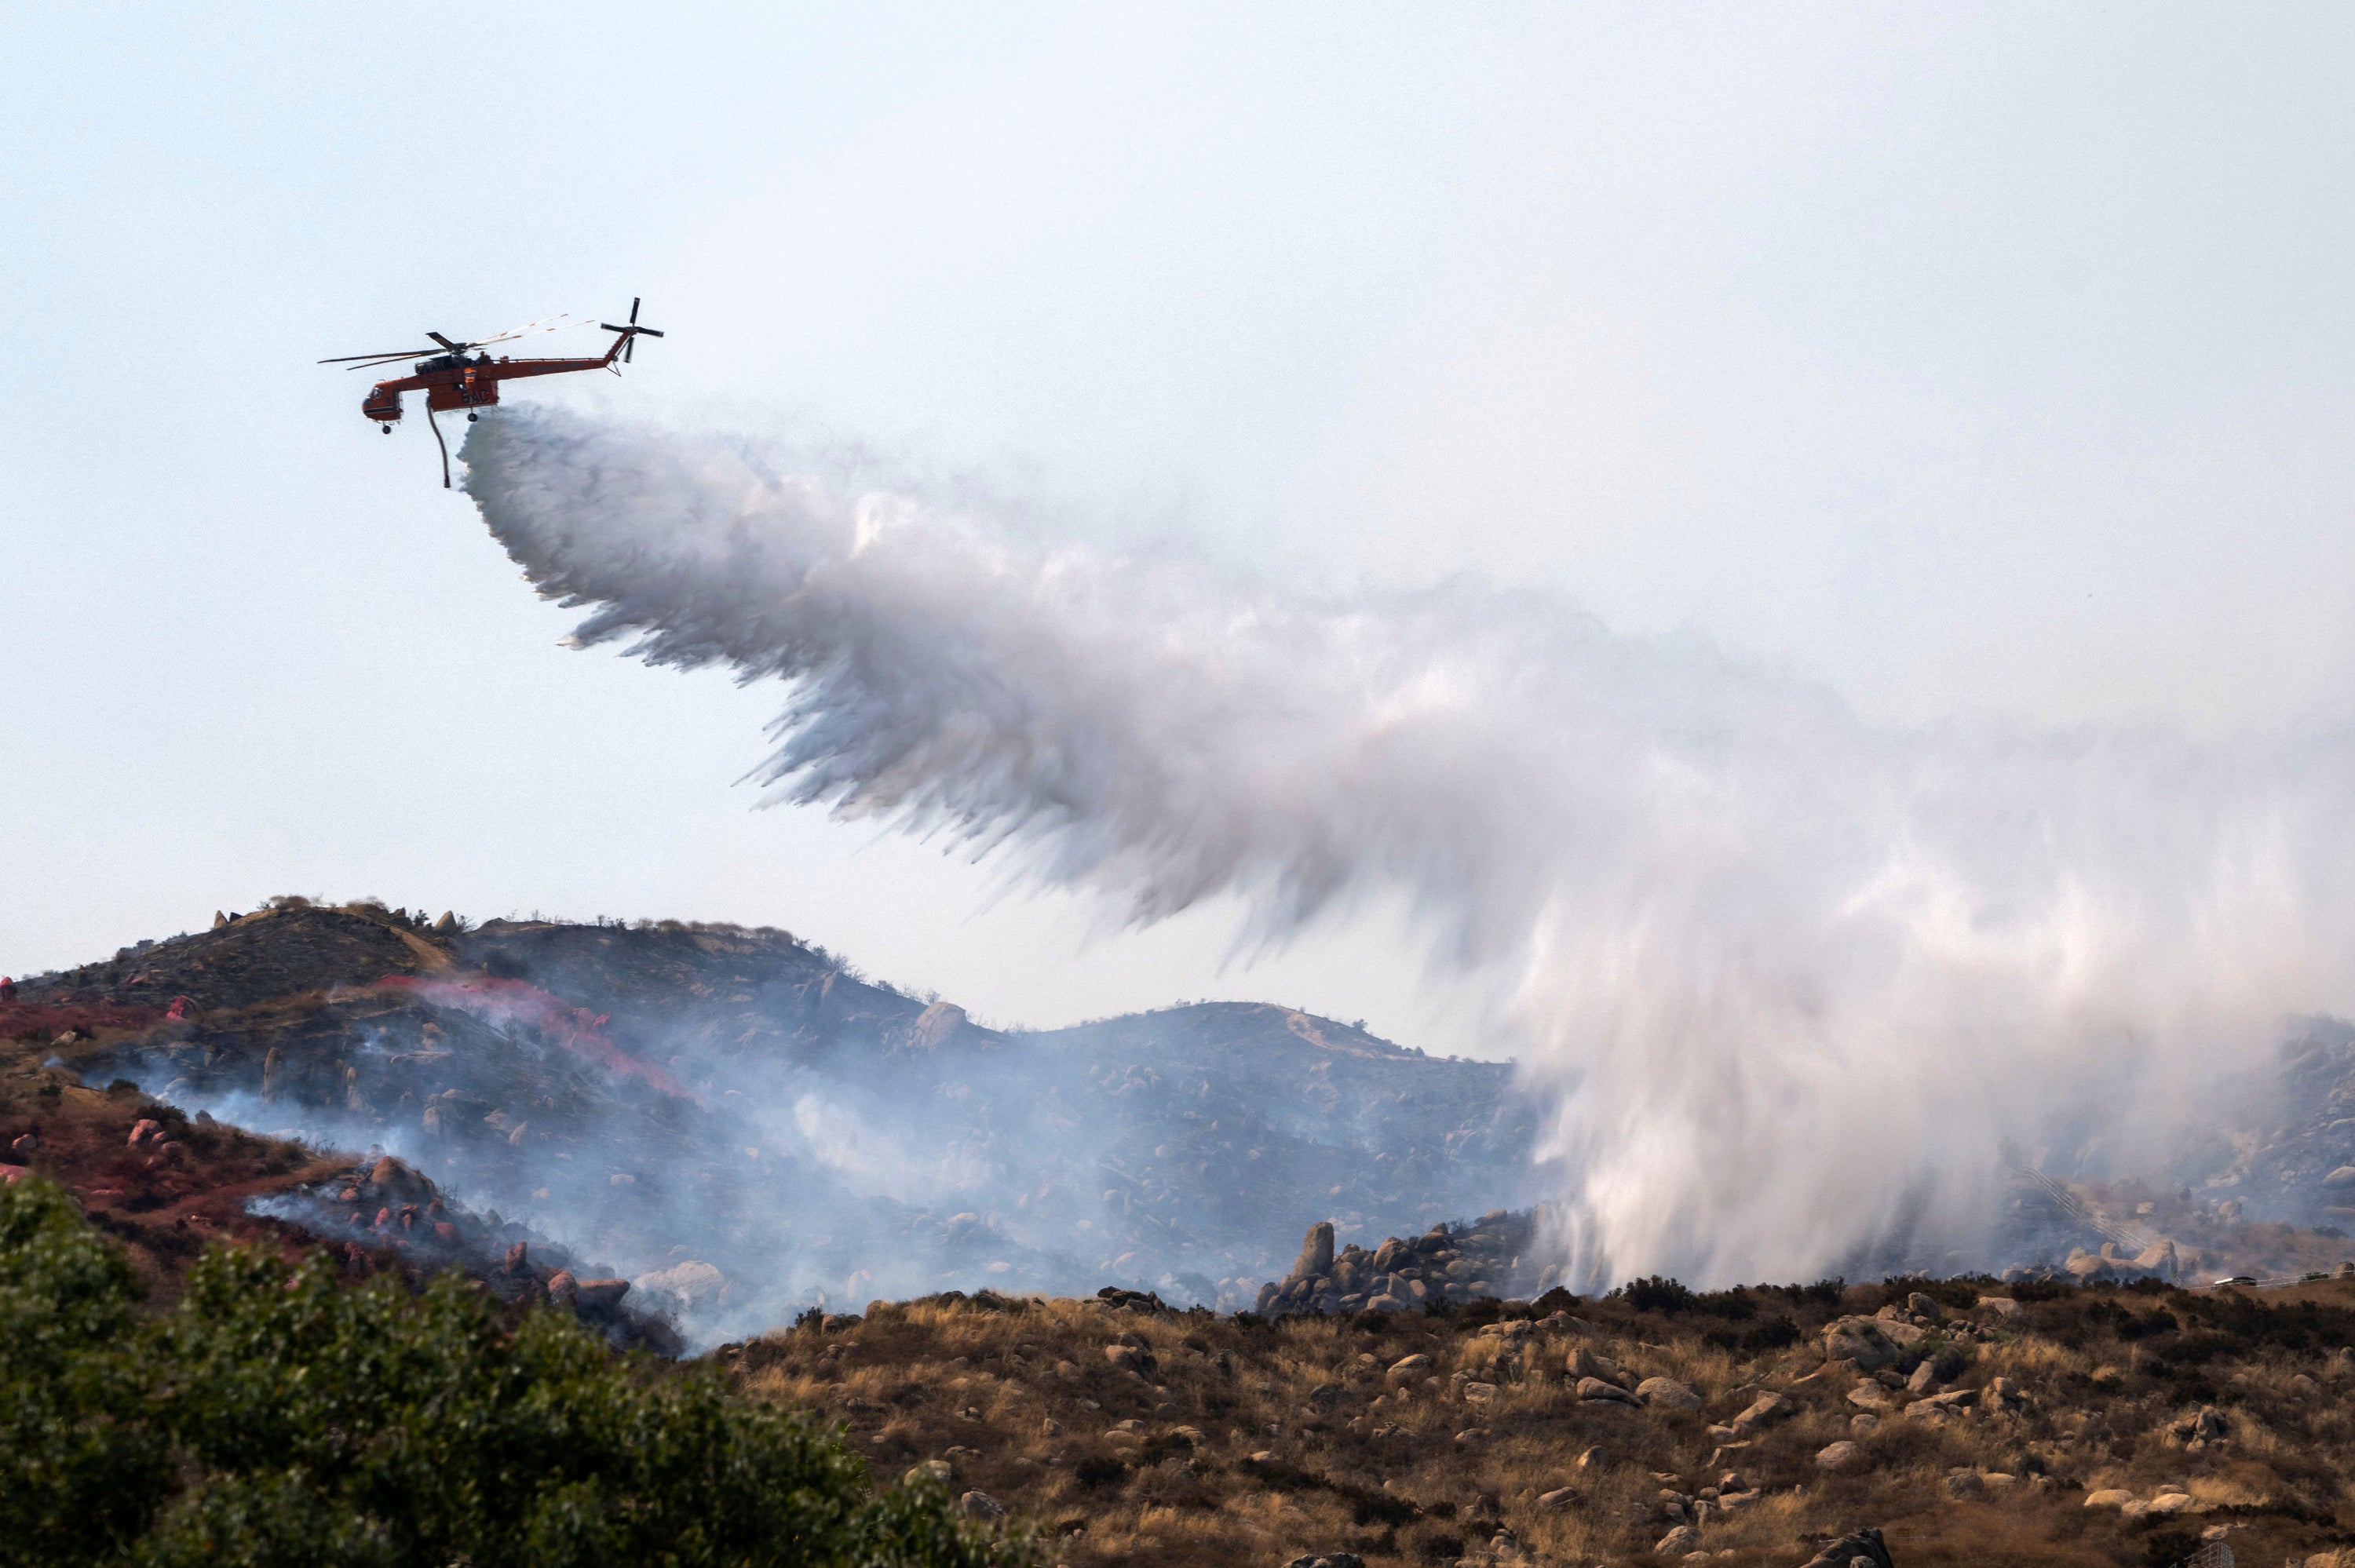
[[728, 1260, 2355, 1568], [9, 899, 1539, 1340], [0, 1023, 674, 1349]]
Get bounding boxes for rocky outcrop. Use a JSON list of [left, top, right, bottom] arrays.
[[276, 1155, 677, 1352], [1252, 1209, 1539, 1317], [2060, 1240, 2182, 1282]]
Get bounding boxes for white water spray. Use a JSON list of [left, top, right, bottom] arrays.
[[462, 407, 2355, 1289]]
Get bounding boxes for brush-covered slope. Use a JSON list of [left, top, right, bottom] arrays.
[[731, 1271, 2355, 1568], [13, 900, 1539, 1340]]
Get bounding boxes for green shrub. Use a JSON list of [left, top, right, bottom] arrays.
[[1611, 1274, 1697, 1314], [0, 1173, 170, 1564], [0, 1177, 1026, 1568]]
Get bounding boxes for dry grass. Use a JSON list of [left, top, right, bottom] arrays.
[[729, 1279, 2355, 1567]]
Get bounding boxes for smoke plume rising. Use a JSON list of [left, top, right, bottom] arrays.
[[461, 407, 2355, 1290]]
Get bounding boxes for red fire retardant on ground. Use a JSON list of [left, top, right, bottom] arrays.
[[373, 975, 696, 1101], [0, 999, 172, 1039]]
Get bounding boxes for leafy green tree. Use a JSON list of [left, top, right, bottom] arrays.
[[0, 1176, 173, 1563], [0, 1177, 1025, 1568]]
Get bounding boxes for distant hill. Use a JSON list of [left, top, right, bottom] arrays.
[[11, 899, 1543, 1340], [18, 898, 2355, 1346]]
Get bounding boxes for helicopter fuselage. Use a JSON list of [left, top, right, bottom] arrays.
[[360, 344, 624, 426]]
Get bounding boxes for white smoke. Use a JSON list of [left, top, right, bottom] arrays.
[[461, 407, 2355, 1290]]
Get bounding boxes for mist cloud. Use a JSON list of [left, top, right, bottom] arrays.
[[461, 407, 2355, 1290]]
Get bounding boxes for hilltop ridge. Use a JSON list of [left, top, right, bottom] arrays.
[[10, 899, 1539, 1337]]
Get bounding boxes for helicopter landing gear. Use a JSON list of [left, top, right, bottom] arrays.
[[382, 425, 393, 434], [467, 412, 478, 422]]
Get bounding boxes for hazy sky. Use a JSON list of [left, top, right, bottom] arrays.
[[7, 5, 2353, 1055]]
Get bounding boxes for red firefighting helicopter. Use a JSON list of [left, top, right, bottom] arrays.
[[319, 300, 664, 487]]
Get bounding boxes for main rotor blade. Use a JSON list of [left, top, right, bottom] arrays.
[[319, 349, 433, 363], [629, 296, 641, 323], [490, 311, 572, 337], [623, 337, 634, 363], [426, 331, 462, 351], [470, 314, 576, 348]]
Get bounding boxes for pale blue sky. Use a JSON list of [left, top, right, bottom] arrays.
[[7, 5, 2353, 1053]]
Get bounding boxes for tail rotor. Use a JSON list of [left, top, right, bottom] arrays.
[[599, 297, 665, 364]]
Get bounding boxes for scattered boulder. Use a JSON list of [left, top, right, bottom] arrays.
[[956, 1490, 1004, 1521], [1653, 1526, 1702, 1556], [1283, 1556, 1364, 1568], [907, 1001, 970, 1052], [632, 1259, 725, 1314], [1577, 1377, 1638, 1406], [1975, 1296, 2024, 1320], [1637, 1376, 1703, 1410], [2065, 1247, 2112, 1282], [1824, 1317, 1903, 1372], [1567, 1347, 1628, 1387], [1802, 1527, 1895, 1568], [1729, 1391, 1792, 1434], [904, 1460, 955, 1486], [2167, 1406, 2228, 1451], [1816, 1440, 1860, 1469], [1906, 1388, 1975, 1415], [2083, 1489, 2134, 1509]]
